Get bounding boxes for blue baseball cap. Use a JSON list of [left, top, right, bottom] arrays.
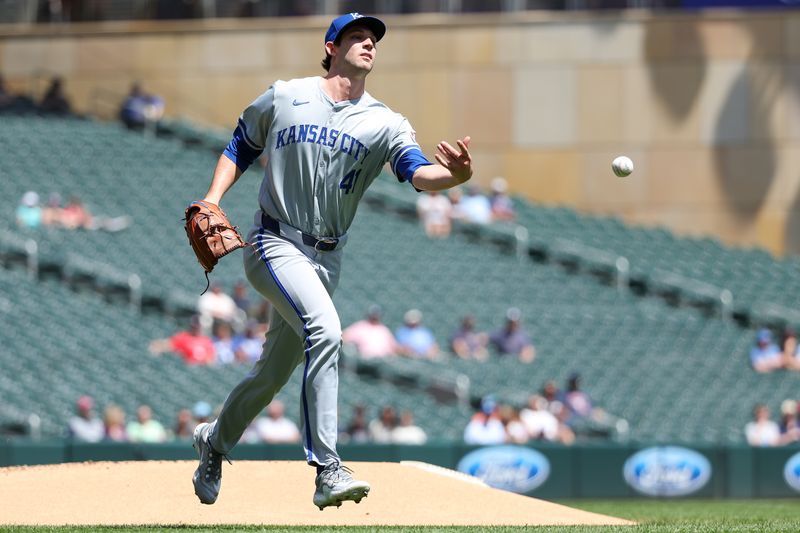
[[325, 13, 386, 44]]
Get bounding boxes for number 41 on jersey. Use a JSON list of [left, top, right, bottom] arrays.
[[339, 169, 361, 194]]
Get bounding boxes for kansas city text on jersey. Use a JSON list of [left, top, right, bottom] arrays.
[[274, 124, 370, 163]]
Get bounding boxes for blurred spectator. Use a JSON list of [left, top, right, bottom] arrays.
[[250, 299, 273, 327], [458, 185, 492, 225], [119, 82, 165, 131], [39, 77, 72, 115], [233, 321, 265, 364], [562, 373, 622, 439], [342, 305, 399, 359], [563, 373, 593, 419], [395, 309, 439, 359], [498, 404, 528, 444], [340, 404, 370, 444], [251, 400, 301, 444], [745, 404, 781, 447], [449, 314, 489, 361], [60, 196, 93, 230], [126, 405, 168, 443], [540, 380, 575, 443], [368, 405, 397, 443], [16, 191, 43, 229], [780, 328, 800, 371], [212, 321, 237, 365], [391, 410, 427, 445], [463, 395, 506, 445], [198, 284, 241, 330], [41, 193, 130, 232], [193, 400, 212, 425], [778, 399, 800, 444], [519, 395, 560, 442], [149, 315, 216, 365], [750, 328, 783, 373], [489, 177, 515, 222], [42, 193, 64, 226], [103, 404, 128, 442], [232, 280, 253, 317], [173, 408, 194, 440], [541, 380, 563, 412], [416, 190, 452, 238], [448, 187, 465, 221], [489, 307, 536, 363], [66, 395, 104, 442]]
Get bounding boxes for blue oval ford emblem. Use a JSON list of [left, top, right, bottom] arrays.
[[623, 446, 711, 497], [457, 445, 550, 493], [783, 451, 800, 492]]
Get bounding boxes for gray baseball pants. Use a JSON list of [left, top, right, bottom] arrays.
[[208, 221, 345, 467]]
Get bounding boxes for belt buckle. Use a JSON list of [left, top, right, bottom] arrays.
[[315, 238, 338, 252]]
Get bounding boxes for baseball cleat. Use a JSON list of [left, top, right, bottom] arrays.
[[313, 462, 370, 510], [192, 422, 229, 505]]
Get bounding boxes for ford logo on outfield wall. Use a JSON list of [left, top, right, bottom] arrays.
[[623, 446, 711, 497], [783, 452, 800, 492], [457, 445, 550, 493]]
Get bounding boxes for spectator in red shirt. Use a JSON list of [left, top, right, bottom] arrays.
[[149, 315, 216, 365]]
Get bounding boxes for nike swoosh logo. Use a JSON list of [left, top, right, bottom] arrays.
[[292, 99, 310, 106]]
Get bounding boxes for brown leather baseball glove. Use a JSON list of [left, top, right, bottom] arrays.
[[184, 200, 248, 290]]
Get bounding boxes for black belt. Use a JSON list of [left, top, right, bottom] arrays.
[[261, 213, 340, 252]]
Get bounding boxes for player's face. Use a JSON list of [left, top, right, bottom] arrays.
[[335, 26, 377, 74]]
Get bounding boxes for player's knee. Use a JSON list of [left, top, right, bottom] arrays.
[[310, 323, 342, 352]]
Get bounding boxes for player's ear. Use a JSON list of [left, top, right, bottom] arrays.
[[324, 41, 336, 58]]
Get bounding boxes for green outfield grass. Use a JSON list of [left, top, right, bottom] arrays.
[[3, 500, 800, 533]]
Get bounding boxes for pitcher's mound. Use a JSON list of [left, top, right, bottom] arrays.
[[0, 461, 633, 526]]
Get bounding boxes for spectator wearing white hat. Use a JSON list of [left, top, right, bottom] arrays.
[[16, 191, 42, 229], [395, 309, 439, 360], [489, 177, 515, 222], [458, 185, 492, 225]]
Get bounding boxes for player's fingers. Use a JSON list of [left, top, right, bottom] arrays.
[[436, 145, 455, 164], [439, 141, 460, 158], [434, 153, 450, 167], [456, 139, 471, 160]]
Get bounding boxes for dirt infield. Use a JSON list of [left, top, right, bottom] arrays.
[[0, 461, 633, 526]]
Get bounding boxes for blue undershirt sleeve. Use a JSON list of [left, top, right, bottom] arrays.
[[222, 123, 264, 172], [391, 146, 432, 186], [222, 86, 274, 172]]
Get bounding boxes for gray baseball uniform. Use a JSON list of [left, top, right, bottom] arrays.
[[207, 75, 430, 467]]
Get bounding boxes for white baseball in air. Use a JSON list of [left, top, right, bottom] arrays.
[[612, 156, 634, 177]]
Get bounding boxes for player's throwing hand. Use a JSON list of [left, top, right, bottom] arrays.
[[435, 136, 473, 185]]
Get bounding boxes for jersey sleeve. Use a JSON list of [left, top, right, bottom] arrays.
[[222, 86, 275, 172], [387, 117, 432, 186]]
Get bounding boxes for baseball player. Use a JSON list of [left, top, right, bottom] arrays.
[[191, 12, 473, 509]]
